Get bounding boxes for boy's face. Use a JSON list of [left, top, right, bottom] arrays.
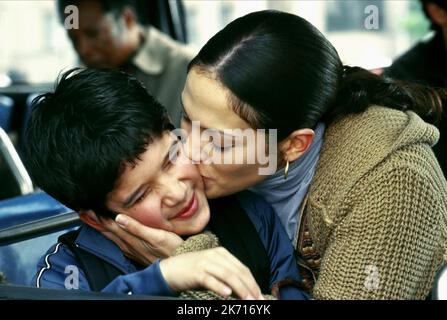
[[105, 132, 210, 236]]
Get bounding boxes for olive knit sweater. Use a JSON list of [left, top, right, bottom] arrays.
[[168, 106, 446, 300], [305, 106, 447, 299], [172, 232, 276, 300]]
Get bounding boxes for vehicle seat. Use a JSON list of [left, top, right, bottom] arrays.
[[0, 192, 78, 286]]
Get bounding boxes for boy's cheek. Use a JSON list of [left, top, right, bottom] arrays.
[[129, 208, 166, 230]]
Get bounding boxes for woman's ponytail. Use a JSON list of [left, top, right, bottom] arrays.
[[326, 66, 446, 127]]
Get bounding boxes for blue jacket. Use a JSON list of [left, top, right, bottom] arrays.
[[32, 191, 307, 299]]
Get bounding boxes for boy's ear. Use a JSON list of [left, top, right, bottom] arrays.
[[79, 210, 107, 232]]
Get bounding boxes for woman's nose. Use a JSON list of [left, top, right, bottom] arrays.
[[185, 134, 204, 163]]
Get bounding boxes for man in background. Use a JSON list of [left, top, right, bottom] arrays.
[[385, 0, 447, 176], [57, 0, 195, 126]]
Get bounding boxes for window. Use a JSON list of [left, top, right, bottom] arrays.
[[0, 1, 76, 85]]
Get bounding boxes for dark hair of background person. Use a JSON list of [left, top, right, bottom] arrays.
[[56, 0, 188, 42], [24, 68, 173, 218], [56, 0, 137, 22], [188, 10, 446, 141], [420, 0, 447, 31]]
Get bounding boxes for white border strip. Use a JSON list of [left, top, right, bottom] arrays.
[[35, 242, 62, 288]]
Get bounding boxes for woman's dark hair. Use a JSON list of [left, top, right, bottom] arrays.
[[25, 68, 172, 217], [188, 10, 445, 141]]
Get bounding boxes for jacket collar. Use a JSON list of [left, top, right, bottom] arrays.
[[132, 26, 174, 75], [74, 224, 137, 274]]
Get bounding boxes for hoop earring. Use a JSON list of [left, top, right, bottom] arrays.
[[284, 160, 289, 180]]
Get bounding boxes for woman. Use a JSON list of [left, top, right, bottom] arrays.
[[106, 10, 447, 299]]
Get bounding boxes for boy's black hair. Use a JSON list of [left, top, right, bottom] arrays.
[[25, 68, 173, 218]]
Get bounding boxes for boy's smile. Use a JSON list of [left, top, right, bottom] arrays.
[[106, 132, 210, 236]]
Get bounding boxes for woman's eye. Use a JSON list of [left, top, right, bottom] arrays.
[[168, 141, 182, 164], [213, 143, 234, 152], [212, 136, 235, 152], [166, 159, 174, 169]]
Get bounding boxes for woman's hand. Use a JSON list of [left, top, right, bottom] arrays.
[[101, 214, 184, 266], [160, 247, 264, 300]]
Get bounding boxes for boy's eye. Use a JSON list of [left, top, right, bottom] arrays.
[[135, 190, 150, 205]]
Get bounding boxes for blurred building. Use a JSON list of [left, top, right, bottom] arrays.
[[0, 0, 76, 85]]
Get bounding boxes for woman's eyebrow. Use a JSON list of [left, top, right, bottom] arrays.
[[180, 99, 237, 139]]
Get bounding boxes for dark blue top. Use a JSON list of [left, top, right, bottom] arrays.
[[31, 191, 307, 299]]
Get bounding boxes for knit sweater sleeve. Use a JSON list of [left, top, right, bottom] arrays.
[[313, 165, 447, 300]]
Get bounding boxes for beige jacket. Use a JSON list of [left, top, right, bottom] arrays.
[[302, 106, 447, 299], [129, 26, 196, 126]]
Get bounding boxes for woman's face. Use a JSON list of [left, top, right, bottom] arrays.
[[181, 69, 274, 199], [106, 132, 210, 236]]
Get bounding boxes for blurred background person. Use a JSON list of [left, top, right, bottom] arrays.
[[56, 0, 195, 126], [385, 0, 447, 176]]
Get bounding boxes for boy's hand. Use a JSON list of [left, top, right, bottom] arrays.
[[101, 214, 184, 266], [159, 247, 263, 300]]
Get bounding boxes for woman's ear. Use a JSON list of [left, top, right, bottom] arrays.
[[79, 210, 107, 232], [280, 128, 315, 163]]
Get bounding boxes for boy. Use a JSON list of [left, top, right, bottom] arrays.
[[26, 68, 306, 299]]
